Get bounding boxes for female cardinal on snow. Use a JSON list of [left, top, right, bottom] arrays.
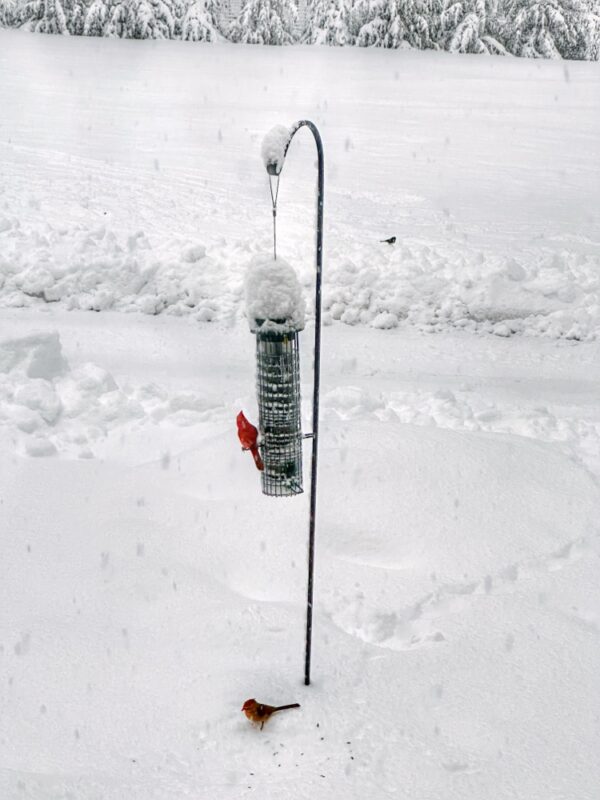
[[241, 699, 300, 730], [236, 411, 264, 471]]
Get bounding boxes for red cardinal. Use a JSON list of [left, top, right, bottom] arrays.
[[241, 699, 300, 730], [236, 411, 264, 471]]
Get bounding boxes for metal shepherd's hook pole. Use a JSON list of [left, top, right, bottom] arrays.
[[300, 121, 324, 688], [268, 120, 323, 686]]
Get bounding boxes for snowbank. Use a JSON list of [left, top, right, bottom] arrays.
[[322, 241, 600, 341], [1, 215, 599, 340], [0, 329, 220, 458]]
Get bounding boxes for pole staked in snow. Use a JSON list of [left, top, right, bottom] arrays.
[[262, 120, 324, 687]]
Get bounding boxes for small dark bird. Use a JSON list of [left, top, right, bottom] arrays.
[[241, 699, 300, 730], [380, 236, 396, 244]]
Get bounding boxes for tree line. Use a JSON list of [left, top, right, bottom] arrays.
[[1, 0, 598, 59]]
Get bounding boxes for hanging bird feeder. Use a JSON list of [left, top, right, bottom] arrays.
[[244, 254, 306, 497], [236, 120, 324, 686]]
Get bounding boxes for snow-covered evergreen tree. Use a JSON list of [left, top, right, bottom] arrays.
[[171, 0, 186, 35], [20, 0, 70, 33], [304, 0, 351, 44], [349, 0, 385, 46], [438, 0, 506, 53], [84, 0, 110, 34], [501, 0, 589, 58], [559, 0, 600, 59], [181, 0, 220, 39], [388, 0, 437, 48], [1, 0, 598, 59], [347, 0, 436, 49], [106, 0, 175, 38], [229, 0, 297, 44], [139, 0, 176, 37], [0, 0, 17, 26], [105, 0, 127, 34], [66, 0, 86, 34], [583, 0, 600, 59]]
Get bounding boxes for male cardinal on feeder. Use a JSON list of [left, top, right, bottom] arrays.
[[236, 411, 264, 471], [241, 699, 300, 730]]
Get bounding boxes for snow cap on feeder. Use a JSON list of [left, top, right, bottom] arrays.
[[244, 253, 306, 497], [261, 125, 292, 176], [245, 253, 306, 334]]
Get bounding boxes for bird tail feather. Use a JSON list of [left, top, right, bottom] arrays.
[[250, 445, 264, 471]]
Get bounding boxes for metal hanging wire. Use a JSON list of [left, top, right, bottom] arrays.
[[268, 173, 280, 260]]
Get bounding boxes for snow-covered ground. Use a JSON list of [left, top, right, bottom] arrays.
[[1, 29, 600, 800], [2, 31, 600, 339]]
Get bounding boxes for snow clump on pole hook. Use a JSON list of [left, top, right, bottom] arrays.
[[261, 125, 292, 175]]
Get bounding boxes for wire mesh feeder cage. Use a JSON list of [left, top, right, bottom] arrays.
[[240, 252, 307, 497], [255, 325, 303, 496]]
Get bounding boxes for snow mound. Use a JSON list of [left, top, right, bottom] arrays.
[[260, 124, 291, 175], [324, 382, 600, 490], [0, 330, 67, 380], [0, 330, 220, 458], [244, 253, 306, 332], [323, 241, 600, 341], [0, 222, 222, 320], [319, 420, 599, 584], [182, 243, 206, 263], [2, 215, 599, 341]]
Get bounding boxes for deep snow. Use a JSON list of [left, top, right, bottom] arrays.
[[1, 28, 600, 800], [2, 312, 599, 800]]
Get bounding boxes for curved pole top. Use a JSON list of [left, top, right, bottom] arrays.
[[286, 120, 324, 160], [265, 119, 324, 177]]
